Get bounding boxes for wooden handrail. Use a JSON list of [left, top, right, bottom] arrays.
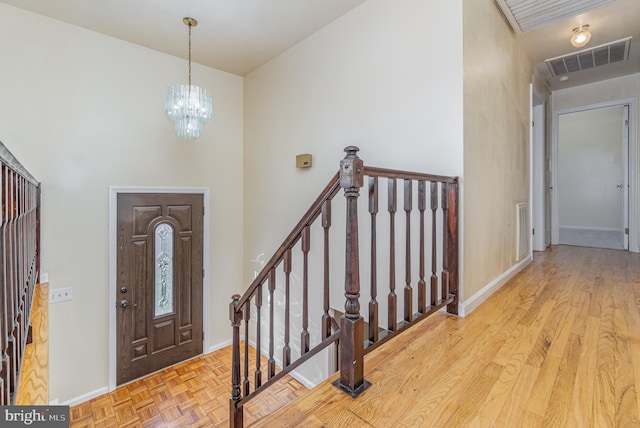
[[229, 147, 459, 427], [0, 143, 39, 186], [364, 166, 458, 184]]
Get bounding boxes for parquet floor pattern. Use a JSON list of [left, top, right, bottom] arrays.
[[15, 283, 49, 405], [70, 344, 306, 427]]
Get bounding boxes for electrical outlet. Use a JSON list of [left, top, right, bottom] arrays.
[[49, 287, 72, 304]]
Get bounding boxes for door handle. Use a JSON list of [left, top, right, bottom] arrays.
[[617, 184, 623, 189], [119, 299, 138, 309]]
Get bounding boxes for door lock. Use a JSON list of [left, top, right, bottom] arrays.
[[119, 299, 137, 309], [120, 286, 128, 294]]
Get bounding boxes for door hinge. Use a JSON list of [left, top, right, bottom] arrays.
[[202, 331, 205, 341], [203, 206, 205, 216], [625, 227, 629, 235], [532, 228, 535, 235]]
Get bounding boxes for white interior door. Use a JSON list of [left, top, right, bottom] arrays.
[[557, 105, 627, 250], [552, 98, 638, 252]]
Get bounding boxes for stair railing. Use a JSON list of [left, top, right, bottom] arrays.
[[0, 141, 40, 406], [230, 146, 458, 427]]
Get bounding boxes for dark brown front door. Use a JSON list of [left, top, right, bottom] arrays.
[[116, 193, 204, 385]]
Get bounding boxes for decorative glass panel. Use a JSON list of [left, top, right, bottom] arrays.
[[154, 223, 174, 317]]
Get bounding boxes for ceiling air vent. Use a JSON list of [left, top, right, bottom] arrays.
[[545, 37, 632, 77], [494, 0, 617, 33]]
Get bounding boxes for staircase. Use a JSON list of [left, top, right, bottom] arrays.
[[229, 146, 459, 427], [0, 140, 41, 406]]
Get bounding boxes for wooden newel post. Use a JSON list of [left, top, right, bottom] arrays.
[[334, 146, 371, 397], [229, 294, 244, 428], [446, 180, 459, 315]]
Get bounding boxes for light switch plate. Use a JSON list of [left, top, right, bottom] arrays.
[[49, 287, 72, 304]]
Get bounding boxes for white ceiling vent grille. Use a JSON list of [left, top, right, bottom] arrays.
[[544, 37, 632, 77], [494, 0, 618, 33]]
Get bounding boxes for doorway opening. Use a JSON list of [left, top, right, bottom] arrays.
[[551, 99, 638, 252]]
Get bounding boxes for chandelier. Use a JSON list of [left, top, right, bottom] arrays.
[[165, 17, 213, 140]]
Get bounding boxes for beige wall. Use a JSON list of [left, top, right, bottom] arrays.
[[0, 4, 244, 403], [463, 0, 533, 301], [244, 0, 464, 283], [244, 0, 464, 384]]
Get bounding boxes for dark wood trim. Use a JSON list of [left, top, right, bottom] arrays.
[[446, 181, 459, 315], [364, 166, 457, 184], [338, 146, 368, 396], [368, 176, 379, 343], [229, 147, 459, 426], [235, 331, 341, 408]]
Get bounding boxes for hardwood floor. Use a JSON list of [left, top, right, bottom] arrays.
[[72, 245, 640, 427], [258, 246, 640, 427], [15, 283, 49, 405]]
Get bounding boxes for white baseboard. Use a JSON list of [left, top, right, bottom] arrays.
[[459, 255, 532, 317], [62, 343, 231, 407], [208, 339, 232, 354], [61, 386, 109, 406], [288, 370, 318, 389], [559, 225, 621, 232]]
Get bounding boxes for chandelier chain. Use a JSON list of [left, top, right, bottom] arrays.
[[188, 21, 192, 87]]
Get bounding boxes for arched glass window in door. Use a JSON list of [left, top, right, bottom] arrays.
[[154, 222, 174, 317]]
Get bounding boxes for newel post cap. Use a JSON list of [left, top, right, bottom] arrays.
[[340, 146, 364, 189]]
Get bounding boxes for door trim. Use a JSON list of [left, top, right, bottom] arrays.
[[530, 84, 546, 252], [108, 187, 210, 391], [551, 97, 638, 252]]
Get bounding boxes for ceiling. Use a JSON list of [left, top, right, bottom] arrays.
[[509, 0, 640, 90], [0, 0, 638, 88], [0, 0, 367, 76]]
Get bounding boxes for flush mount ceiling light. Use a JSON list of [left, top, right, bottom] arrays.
[[165, 17, 213, 140], [570, 25, 592, 48]]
